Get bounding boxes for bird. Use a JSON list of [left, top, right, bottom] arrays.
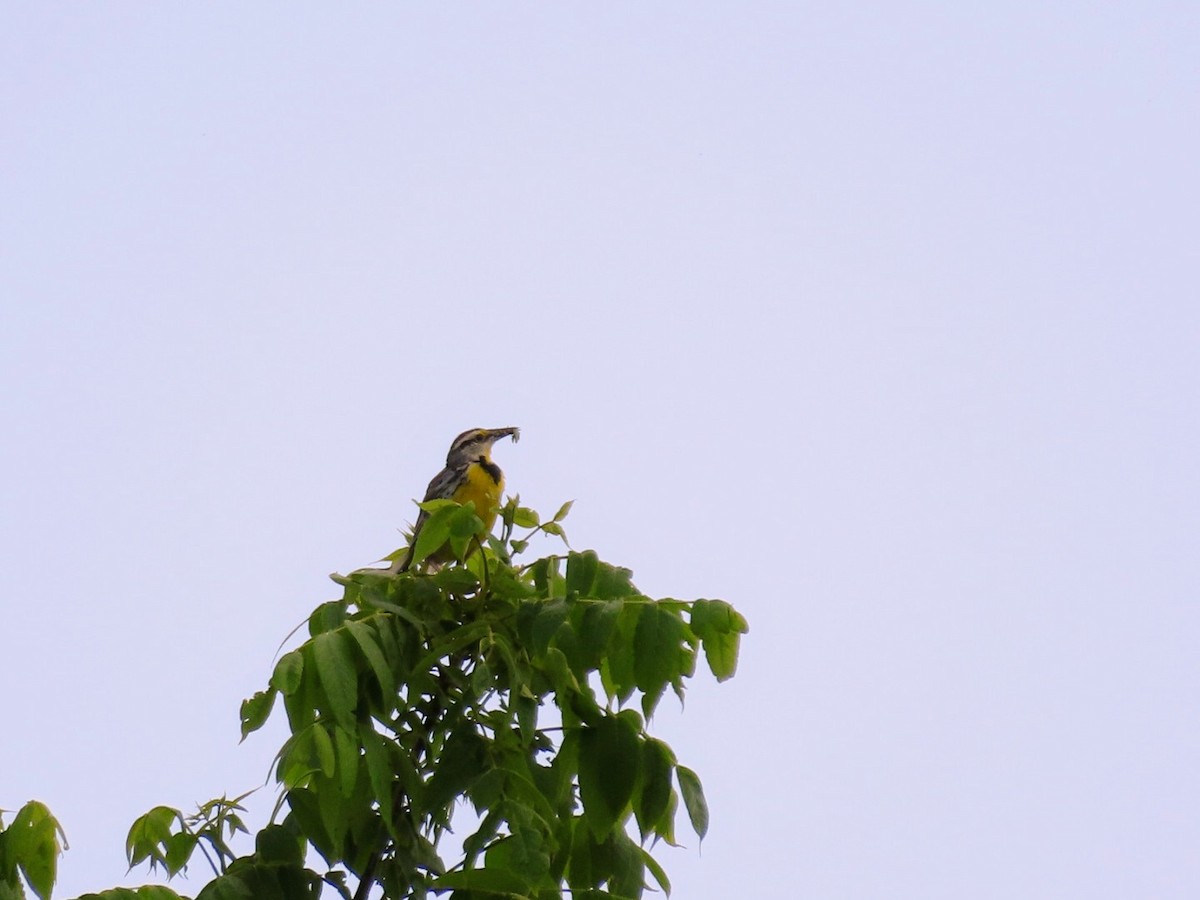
[[392, 426, 520, 572]]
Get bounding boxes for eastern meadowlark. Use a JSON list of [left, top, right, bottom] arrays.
[[392, 426, 520, 572]]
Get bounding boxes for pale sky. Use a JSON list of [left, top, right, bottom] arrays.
[[3, 5, 1198, 899]]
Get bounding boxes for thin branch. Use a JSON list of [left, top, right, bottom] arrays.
[[351, 851, 379, 900]]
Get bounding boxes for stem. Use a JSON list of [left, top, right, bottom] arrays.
[[474, 535, 490, 593], [194, 835, 220, 877], [352, 851, 379, 900]]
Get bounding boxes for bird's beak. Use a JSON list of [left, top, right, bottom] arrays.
[[490, 426, 520, 444]]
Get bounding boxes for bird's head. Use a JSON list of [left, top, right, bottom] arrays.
[[446, 426, 520, 465]]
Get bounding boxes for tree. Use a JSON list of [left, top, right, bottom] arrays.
[[4, 499, 747, 899]]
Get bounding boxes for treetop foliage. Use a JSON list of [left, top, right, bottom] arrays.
[[4, 498, 747, 900]]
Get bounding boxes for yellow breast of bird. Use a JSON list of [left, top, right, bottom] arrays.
[[453, 460, 505, 532]]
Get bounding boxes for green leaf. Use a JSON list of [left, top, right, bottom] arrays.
[[425, 727, 489, 813], [565, 550, 599, 596], [312, 724, 336, 779], [483, 827, 551, 885], [308, 600, 346, 636], [447, 504, 485, 557], [635, 738, 675, 840], [195, 855, 321, 900], [498, 494, 520, 528], [515, 694, 538, 747], [528, 555, 562, 598], [312, 630, 357, 728], [361, 726, 394, 825], [276, 730, 314, 789], [6, 801, 64, 900], [540, 521, 568, 543], [466, 767, 505, 813], [195, 872, 258, 900], [239, 689, 276, 741], [345, 619, 393, 699], [541, 647, 584, 715], [545, 730, 580, 809], [332, 725, 360, 797], [315, 775, 351, 861], [578, 599, 621, 668], [432, 566, 481, 595], [531, 599, 571, 658], [163, 831, 196, 876], [633, 603, 687, 699], [412, 619, 491, 676], [591, 558, 636, 600], [270, 650, 304, 695], [483, 630, 524, 695], [125, 805, 180, 867], [599, 603, 641, 704], [565, 819, 596, 889], [284, 789, 332, 860], [616, 707, 644, 733], [572, 827, 627, 891], [409, 500, 461, 566], [281, 657, 319, 734], [355, 592, 427, 630], [470, 658, 495, 696], [344, 567, 395, 599], [608, 831, 645, 898], [371, 611, 409, 664], [689, 599, 748, 682], [577, 715, 641, 839], [431, 867, 530, 892], [486, 563, 535, 602], [254, 824, 304, 867], [676, 766, 709, 841], [511, 505, 541, 528], [461, 809, 504, 864], [655, 789, 681, 847], [552, 499, 574, 522], [641, 682, 668, 721], [641, 846, 672, 896]]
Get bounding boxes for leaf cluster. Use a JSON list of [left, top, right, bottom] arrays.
[[0, 801, 65, 900], [11, 499, 747, 900], [244, 499, 745, 897], [125, 795, 250, 882]]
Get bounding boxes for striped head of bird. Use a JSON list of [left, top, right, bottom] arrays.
[[445, 426, 520, 466]]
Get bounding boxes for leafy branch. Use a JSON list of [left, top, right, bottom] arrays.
[[9, 500, 747, 900]]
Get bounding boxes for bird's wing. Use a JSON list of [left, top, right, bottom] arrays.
[[422, 465, 464, 502], [393, 465, 465, 572]]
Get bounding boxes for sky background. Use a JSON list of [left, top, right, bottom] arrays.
[[3, 4, 1198, 898]]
